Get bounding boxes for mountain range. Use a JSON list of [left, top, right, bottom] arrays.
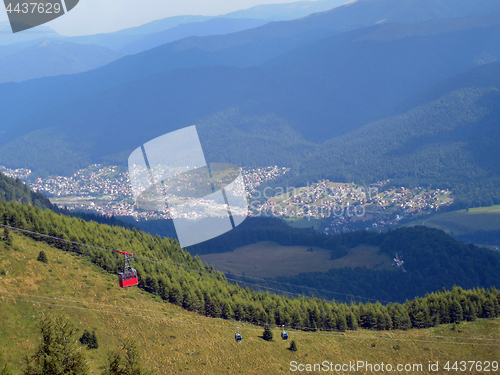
[[0, 0, 499, 206], [0, 40, 123, 83]]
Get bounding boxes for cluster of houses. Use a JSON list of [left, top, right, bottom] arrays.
[[242, 166, 290, 195], [25, 164, 287, 221], [0, 165, 32, 180], [29, 165, 131, 198], [253, 180, 373, 219], [250, 180, 454, 234], [1, 163, 454, 229], [371, 187, 453, 214]]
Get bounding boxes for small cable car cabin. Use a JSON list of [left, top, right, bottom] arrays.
[[235, 327, 242, 343], [117, 250, 138, 288], [281, 325, 289, 340]]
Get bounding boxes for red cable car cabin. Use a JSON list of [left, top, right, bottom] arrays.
[[117, 251, 139, 288]]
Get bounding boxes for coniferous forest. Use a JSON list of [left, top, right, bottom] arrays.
[[1, 199, 499, 333]]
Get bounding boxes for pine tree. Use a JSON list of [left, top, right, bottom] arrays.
[[289, 340, 298, 352], [101, 341, 145, 375], [482, 300, 495, 318], [3, 228, 13, 247], [449, 300, 463, 323], [337, 314, 348, 331], [36, 251, 48, 264], [79, 330, 98, 349], [263, 324, 274, 341], [79, 330, 91, 347], [90, 331, 99, 349], [23, 315, 88, 375]]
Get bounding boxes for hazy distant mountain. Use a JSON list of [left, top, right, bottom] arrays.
[[49, 0, 348, 52], [0, 22, 59, 45], [119, 18, 269, 55], [1, 15, 499, 176], [0, 40, 123, 83], [2, 0, 498, 133], [223, 0, 347, 21]]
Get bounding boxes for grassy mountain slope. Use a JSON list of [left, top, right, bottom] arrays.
[[2, 232, 499, 374], [404, 205, 500, 236]]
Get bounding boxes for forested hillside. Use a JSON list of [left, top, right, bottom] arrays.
[[293, 84, 500, 208], [1, 199, 499, 333], [0, 172, 53, 209], [0, 171, 134, 231]]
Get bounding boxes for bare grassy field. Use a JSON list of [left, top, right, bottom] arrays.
[[404, 205, 500, 235], [200, 242, 393, 278]]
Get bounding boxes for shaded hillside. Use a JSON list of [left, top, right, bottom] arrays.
[[0, 22, 59, 45], [65, 0, 347, 51], [269, 226, 500, 303], [457, 230, 500, 246], [2, 0, 500, 134], [0, 172, 53, 209], [296, 83, 500, 207]]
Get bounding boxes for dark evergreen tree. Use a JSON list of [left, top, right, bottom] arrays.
[[482, 300, 495, 318], [79, 330, 98, 349], [289, 340, 298, 352], [37, 251, 48, 264], [449, 300, 463, 323], [337, 314, 347, 332], [263, 324, 273, 342], [3, 228, 13, 247], [90, 331, 99, 350]]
